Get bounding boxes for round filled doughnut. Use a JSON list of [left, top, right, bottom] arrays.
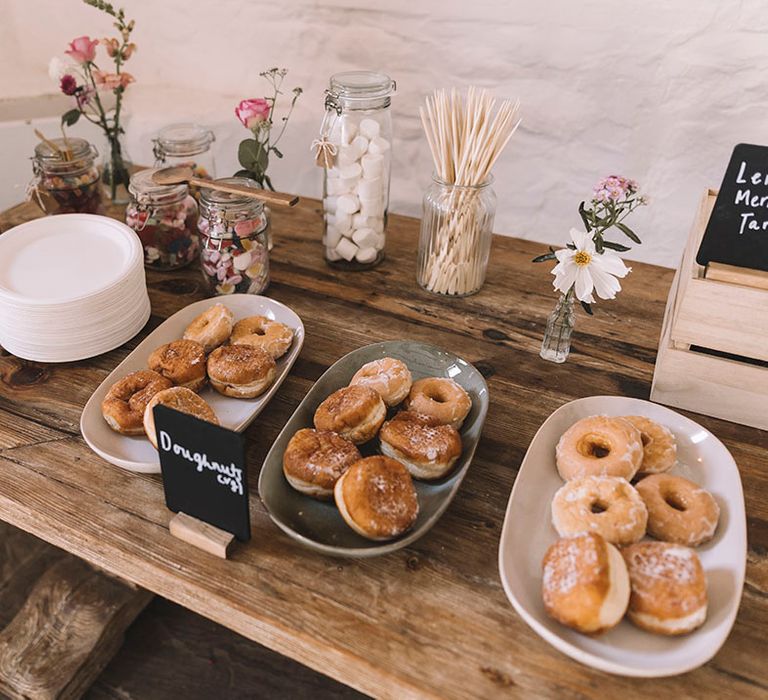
[[101, 370, 172, 435], [541, 532, 630, 634], [182, 303, 234, 353], [349, 357, 412, 407], [147, 339, 207, 392], [635, 474, 720, 547], [405, 377, 472, 429], [556, 415, 643, 481], [143, 387, 219, 448], [230, 315, 294, 359], [623, 415, 677, 474], [313, 385, 386, 444], [334, 455, 419, 541], [551, 475, 648, 545], [206, 344, 276, 399], [622, 541, 707, 635], [282, 428, 361, 499]]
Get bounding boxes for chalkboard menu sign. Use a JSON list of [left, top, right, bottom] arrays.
[[697, 143, 768, 271]]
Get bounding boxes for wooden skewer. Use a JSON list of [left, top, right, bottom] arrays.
[[35, 129, 71, 161]]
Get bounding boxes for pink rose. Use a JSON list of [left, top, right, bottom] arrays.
[[235, 98, 271, 129], [65, 35, 98, 64]]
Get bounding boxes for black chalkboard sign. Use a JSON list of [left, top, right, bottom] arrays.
[[154, 405, 250, 541], [697, 143, 768, 271]]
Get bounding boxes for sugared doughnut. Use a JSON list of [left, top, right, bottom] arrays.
[[379, 411, 462, 480], [405, 377, 472, 429], [143, 387, 219, 448], [635, 474, 720, 547], [551, 476, 648, 545], [207, 344, 276, 399], [101, 370, 172, 435], [541, 533, 630, 634], [282, 428, 361, 499], [556, 415, 643, 481], [147, 339, 207, 392], [333, 455, 419, 540], [230, 315, 294, 359], [183, 303, 234, 353], [622, 541, 707, 635], [313, 385, 386, 444], [624, 416, 677, 474], [349, 357, 412, 407]]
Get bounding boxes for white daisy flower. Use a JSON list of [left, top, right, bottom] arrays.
[[551, 228, 631, 303]]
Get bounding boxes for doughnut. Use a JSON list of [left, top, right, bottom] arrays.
[[349, 357, 412, 407], [541, 533, 630, 634], [313, 385, 386, 444], [206, 344, 277, 399], [379, 411, 462, 480], [622, 541, 707, 635], [147, 339, 207, 392], [143, 387, 219, 448], [404, 377, 472, 429], [182, 303, 234, 353], [101, 370, 172, 435], [230, 315, 294, 359], [635, 474, 720, 547], [333, 455, 419, 541], [555, 415, 643, 481], [551, 476, 648, 545], [623, 416, 676, 474], [282, 428, 361, 499]]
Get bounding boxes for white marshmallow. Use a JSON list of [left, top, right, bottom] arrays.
[[373, 232, 386, 250], [334, 212, 352, 231], [357, 177, 383, 200], [351, 212, 367, 229], [326, 178, 347, 196], [323, 196, 338, 214], [359, 118, 380, 140], [339, 162, 362, 179], [367, 136, 390, 156], [360, 198, 385, 218], [326, 246, 342, 261], [352, 227, 378, 248], [355, 246, 378, 263], [337, 147, 358, 167], [340, 119, 357, 145], [367, 217, 384, 233], [351, 135, 369, 156], [336, 237, 358, 261], [326, 227, 343, 248], [327, 167, 342, 179], [336, 194, 360, 214], [361, 154, 384, 179]]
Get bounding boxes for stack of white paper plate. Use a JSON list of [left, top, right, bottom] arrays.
[[0, 214, 151, 363]]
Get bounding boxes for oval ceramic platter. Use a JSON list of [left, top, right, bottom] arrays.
[[498, 395, 746, 677], [259, 340, 489, 558], [81, 295, 304, 474]]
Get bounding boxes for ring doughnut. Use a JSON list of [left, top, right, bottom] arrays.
[[635, 474, 720, 547], [183, 303, 234, 353], [551, 475, 648, 545], [207, 344, 277, 399], [147, 339, 207, 392], [313, 385, 386, 444], [623, 416, 676, 474], [349, 357, 412, 407], [143, 387, 219, 448], [230, 315, 294, 359], [556, 415, 643, 481], [405, 377, 472, 429], [101, 370, 172, 435]]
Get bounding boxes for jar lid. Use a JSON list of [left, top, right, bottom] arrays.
[[155, 123, 215, 157], [200, 177, 264, 213], [34, 137, 95, 162], [128, 167, 188, 199], [329, 71, 395, 100]]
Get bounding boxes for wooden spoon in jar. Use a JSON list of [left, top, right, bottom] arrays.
[[151, 166, 299, 207]]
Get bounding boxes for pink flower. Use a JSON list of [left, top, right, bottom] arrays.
[[235, 98, 271, 129], [59, 74, 78, 96], [93, 70, 134, 91], [101, 37, 120, 57], [65, 36, 98, 64], [592, 175, 638, 203], [76, 86, 95, 108]]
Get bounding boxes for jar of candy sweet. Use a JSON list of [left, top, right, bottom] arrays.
[[153, 123, 216, 180], [198, 178, 270, 296], [29, 137, 103, 215], [126, 168, 199, 270]]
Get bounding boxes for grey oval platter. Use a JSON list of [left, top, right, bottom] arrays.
[[258, 340, 489, 557]]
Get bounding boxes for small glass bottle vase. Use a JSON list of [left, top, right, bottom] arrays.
[[540, 291, 575, 363]]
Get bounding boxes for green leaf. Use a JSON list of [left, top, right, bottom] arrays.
[[238, 139, 260, 170], [615, 222, 642, 244], [594, 236, 604, 254], [233, 169, 252, 178], [581, 301, 594, 315], [61, 109, 81, 127], [272, 146, 283, 159], [602, 240, 632, 252], [532, 246, 557, 263], [578, 201, 592, 232]]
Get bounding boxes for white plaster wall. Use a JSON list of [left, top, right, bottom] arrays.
[[2, 0, 767, 268]]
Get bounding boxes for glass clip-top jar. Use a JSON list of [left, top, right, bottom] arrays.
[[153, 122, 216, 180], [126, 168, 199, 270], [198, 178, 270, 296]]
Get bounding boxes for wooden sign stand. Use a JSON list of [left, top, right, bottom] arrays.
[[169, 512, 235, 559], [651, 189, 768, 430]]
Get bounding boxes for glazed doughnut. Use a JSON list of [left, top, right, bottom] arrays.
[[542, 533, 630, 634], [379, 411, 462, 480], [230, 315, 294, 359], [624, 416, 677, 474], [282, 428, 361, 499], [207, 344, 277, 399], [143, 387, 219, 448], [183, 303, 234, 353], [334, 456, 419, 540], [349, 358, 412, 407], [147, 339, 207, 392], [622, 541, 707, 635], [551, 476, 648, 545], [556, 416, 643, 481], [313, 385, 386, 444], [635, 474, 720, 547], [405, 377, 472, 429], [101, 370, 172, 435]]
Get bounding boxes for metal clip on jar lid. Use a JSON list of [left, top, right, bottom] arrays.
[[326, 71, 396, 113], [129, 167, 188, 203], [155, 123, 215, 157]]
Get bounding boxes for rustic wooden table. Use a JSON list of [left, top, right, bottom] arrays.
[[0, 198, 766, 700]]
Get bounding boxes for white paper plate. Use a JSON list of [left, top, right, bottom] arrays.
[[498, 396, 746, 677], [80, 295, 305, 473]]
